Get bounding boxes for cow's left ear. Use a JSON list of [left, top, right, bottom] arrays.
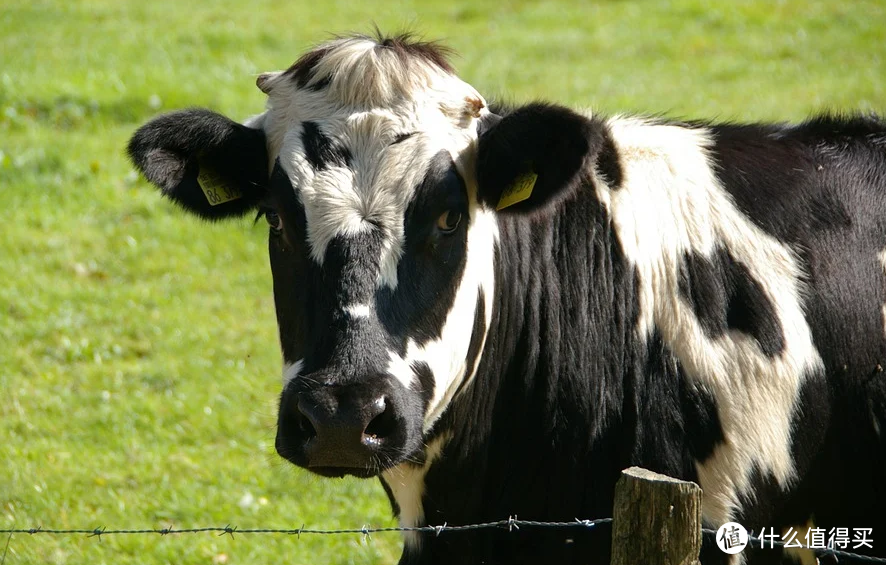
[[128, 108, 268, 220], [476, 103, 606, 213]]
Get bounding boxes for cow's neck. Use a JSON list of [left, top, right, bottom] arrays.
[[392, 187, 643, 561]]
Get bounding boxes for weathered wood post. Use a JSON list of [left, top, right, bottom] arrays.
[[611, 466, 702, 565]]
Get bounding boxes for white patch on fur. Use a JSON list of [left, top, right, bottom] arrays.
[[258, 37, 486, 290], [385, 204, 498, 431], [381, 435, 448, 550], [282, 359, 304, 387], [600, 115, 823, 526], [879, 249, 886, 338], [344, 303, 372, 318], [386, 349, 416, 389]]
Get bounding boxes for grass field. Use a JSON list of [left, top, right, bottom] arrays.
[[2, 1, 885, 563]]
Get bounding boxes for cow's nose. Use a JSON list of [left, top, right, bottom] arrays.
[[296, 394, 395, 450], [277, 384, 401, 475]]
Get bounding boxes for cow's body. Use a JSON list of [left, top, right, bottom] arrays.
[[398, 114, 886, 564], [128, 34, 886, 564]]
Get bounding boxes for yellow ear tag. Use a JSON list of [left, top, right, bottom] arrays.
[[496, 171, 537, 210], [198, 165, 242, 206]]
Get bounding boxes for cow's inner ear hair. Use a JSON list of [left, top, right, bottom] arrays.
[[127, 108, 269, 221], [476, 103, 606, 214]]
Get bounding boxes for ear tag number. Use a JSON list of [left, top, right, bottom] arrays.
[[198, 165, 242, 206], [496, 170, 537, 210]]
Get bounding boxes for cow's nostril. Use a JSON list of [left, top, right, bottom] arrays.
[[295, 405, 317, 439], [363, 399, 396, 443]]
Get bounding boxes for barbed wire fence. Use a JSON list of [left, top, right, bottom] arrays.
[[3, 468, 885, 564], [2, 517, 885, 563]]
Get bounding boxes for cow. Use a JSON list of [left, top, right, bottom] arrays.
[[127, 32, 886, 564]]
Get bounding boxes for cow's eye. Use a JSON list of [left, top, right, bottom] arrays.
[[436, 211, 462, 234], [265, 211, 283, 233]]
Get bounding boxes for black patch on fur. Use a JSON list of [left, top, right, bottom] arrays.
[[625, 330, 724, 472], [301, 121, 351, 170], [679, 251, 729, 337], [267, 162, 309, 364], [679, 379, 725, 463], [595, 132, 623, 188], [127, 108, 268, 219], [725, 256, 785, 357], [476, 103, 610, 213], [706, 115, 886, 243], [286, 46, 333, 90], [679, 248, 785, 357], [377, 151, 469, 346], [324, 232, 385, 306]]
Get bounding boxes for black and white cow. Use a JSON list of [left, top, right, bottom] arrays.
[[128, 33, 886, 564]]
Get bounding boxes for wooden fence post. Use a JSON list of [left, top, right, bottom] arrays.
[[611, 466, 702, 565]]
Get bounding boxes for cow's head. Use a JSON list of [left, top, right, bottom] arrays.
[[129, 33, 599, 478]]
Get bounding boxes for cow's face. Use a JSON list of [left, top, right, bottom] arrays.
[[256, 37, 499, 477], [128, 34, 600, 478]]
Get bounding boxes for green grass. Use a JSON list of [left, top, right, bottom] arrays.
[[1, 0, 884, 563]]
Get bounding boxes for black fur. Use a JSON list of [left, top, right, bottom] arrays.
[[286, 45, 333, 90], [679, 248, 785, 357], [301, 121, 351, 170], [376, 151, 469, 346], [476, 103, 613, 213], [127, 108, 268, 219], [405, 111, 886, 564], [266, 149, 478, 485]]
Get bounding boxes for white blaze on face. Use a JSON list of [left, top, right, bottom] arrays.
[[600, 115, 823, 526], [386, 204, 498, 430]]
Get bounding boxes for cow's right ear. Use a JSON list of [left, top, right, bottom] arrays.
[[127, 109, 268, 220]]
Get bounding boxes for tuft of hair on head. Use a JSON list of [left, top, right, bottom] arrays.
[[282, 31, 459, 108]]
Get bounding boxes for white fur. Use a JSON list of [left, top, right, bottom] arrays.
[[259, 38, 486, 290], [600, 115, 823, 527], [258, 37, 498, 433], [282, 359, 304, 387], [383, 206, 497, 430], [879, 250, 886, 338], [343, 303, 372, 318], [386, 348, 417, 390], [380, 435, 448, 550]]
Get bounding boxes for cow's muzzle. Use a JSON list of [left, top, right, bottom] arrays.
[[275, 375, 417, 478]]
